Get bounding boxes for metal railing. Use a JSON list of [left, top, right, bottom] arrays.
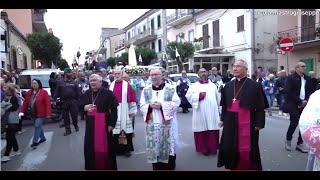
[[278, 23, 320, 43], [126, 29, 156, 45], [33, 13, 44, 22], [167, 9, 193, 24], [115, 43, 125, 51]]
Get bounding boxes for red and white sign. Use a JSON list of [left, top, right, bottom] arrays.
[[279, 38, 294, 52]]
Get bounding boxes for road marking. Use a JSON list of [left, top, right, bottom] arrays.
[[1, 140, 6, 152], [19, 132, 53, 170], [134, 151, 146, 155]]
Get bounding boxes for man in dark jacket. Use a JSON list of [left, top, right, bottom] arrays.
[[274, 70, 287, 116], [49, 72, 57, 98], [284, 62, 314, 153], [54, 68, 80, 136]]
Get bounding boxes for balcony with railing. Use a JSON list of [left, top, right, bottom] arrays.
[[125, 29, 157, 46], [194, 36, 223, 54], [32, 11, 47, 32], [33, 13, 44, 22], [167, 9, 194, 27], [278, 23, 320, 49], [114, 41, 126, 52]]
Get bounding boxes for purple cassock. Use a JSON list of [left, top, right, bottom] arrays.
[[227, 100, 251, 170]]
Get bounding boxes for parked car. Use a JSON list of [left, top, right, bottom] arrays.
[[18, 69, 63, 123], [169, 73, 199, 86], [18, 68, 62, 97]]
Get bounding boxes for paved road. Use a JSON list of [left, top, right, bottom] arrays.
[[1, 109, 308, 171]]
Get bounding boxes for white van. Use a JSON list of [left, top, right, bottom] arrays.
[[18, 69, 62, 97], [169, 73, 199, 86]]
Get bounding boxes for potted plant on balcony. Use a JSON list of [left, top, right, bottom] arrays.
[[194, 37, 203, 51], [179, 32, 185, 38]]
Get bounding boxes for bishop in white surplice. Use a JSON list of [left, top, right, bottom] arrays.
[[186, 68, 221, 155]]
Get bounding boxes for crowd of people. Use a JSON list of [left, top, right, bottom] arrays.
[[1, 60, 320, 171]]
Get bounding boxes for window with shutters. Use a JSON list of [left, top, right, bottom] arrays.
[[157, 15, 161, 28], [301, 9, 316, 42], [188, 30, 194, 43], [151, 19, 155, 30], [237, 15, 244, 32], [202, 24, 209, 49], [158, 39, 162, 52], [11, 47, 17, 70], [152, 42, 155, 50], [23, 54, 27, 69], [212, 20, 220, 47]]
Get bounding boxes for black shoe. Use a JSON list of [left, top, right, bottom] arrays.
[[202, 152, 210, 156], [30, 142, 39, 148], [64, 131, 72, 136], [75, 126, 79, 132], [38, 139, 46, 144], [125, 152, 132, 157]]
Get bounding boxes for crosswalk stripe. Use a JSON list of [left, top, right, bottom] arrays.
[[19, 132, 53, 170]]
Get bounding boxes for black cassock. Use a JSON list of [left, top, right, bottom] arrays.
[[79, 87, 119, 170], [217, 77, 268, 170], [176, 80, 192, 109]]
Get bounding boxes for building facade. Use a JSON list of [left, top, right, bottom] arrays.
[[1, 17, 8, 70], [112, 33, 126, 58], [1, 11, 32, 71], [253, 9, 279, 74], [194, 9, 250, 75], [1, 9, 47, 71], [166, 9, 279, 76], [123, 9, 167, 64], [3, 9, 33, 37], [109, 32, 125, 59], [98, 28, 124, 61], [166, 9, 198, 72], [277, 9, 320, 77]]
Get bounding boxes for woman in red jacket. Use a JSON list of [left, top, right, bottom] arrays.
[[19, 79, 51, 149]]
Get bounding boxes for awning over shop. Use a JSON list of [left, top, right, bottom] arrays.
[[193, 53, 234, 58]]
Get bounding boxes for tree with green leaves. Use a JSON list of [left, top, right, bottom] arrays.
[[118, 52, 128, 66], [26, 32, 63, 68], [166, 42, 195, 72], [57, 58, 70, 70], [107, 57, 116, 69], [135, 47, 157, 66]]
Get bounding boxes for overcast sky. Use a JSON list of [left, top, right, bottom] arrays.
[[44, 9, 149, 65]]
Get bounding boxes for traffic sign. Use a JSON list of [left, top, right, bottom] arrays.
[[279, 38, 294, 52]]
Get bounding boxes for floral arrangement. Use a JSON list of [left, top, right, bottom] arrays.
[[194, 37, 203, 42], [302, 125, 320, 156], [124, 66, 147, 75], [194, 36, 210, 42]]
